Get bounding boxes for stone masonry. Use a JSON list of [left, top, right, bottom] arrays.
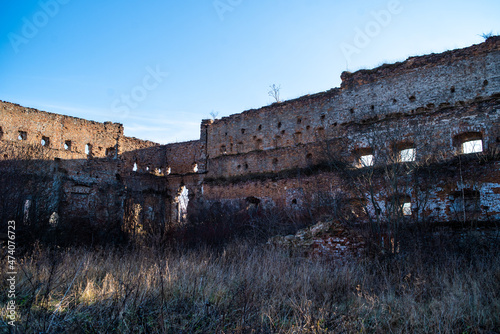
[[1, 37, 499, 237]]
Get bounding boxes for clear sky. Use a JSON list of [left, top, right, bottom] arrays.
[[1, 0, 499, 144]]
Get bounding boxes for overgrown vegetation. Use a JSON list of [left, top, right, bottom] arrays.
[[1, 229, 499, 333]]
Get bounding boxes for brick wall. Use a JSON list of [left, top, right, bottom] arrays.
[[1, 37, 499, 236]]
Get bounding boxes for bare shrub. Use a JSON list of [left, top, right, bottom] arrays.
[[173, 201, 307, 248]]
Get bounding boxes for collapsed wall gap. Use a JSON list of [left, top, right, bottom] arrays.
[[85, 143, 92, 156], [177, 186, 189, 222]]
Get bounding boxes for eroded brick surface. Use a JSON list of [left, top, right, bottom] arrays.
[[1, 37, 499, 240]]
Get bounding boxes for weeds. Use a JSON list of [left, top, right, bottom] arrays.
[[1, 232, 499, 333]]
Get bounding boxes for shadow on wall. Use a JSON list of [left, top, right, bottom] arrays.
[[0, 142, 198, 247]]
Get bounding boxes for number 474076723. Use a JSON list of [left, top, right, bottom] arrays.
[[7, 220, 16, 258]]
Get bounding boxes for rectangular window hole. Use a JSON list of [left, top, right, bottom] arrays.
[[64, 140, 72, 151], [359, 154, 374, 167], [462, 139, 483, 154], [399, 148, 416, 162], [402, 202, 412, 216]]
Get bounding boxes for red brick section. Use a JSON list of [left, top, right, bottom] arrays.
[[269, 220, 366, 262]]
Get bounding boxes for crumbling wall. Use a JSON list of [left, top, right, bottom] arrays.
[[164, 140, 205, 175], [207, 37, 499, 169], [0, 101, 123, 159], [118, 135, 159, 155], [0, 101, 172, 241], [1, 37, 500, 241], [201, 37, 500, 223], [0, 101, 160, 161]]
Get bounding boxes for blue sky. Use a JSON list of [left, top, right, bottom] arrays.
[[1, 0, 499, 144]]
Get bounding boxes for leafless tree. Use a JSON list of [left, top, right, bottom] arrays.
[[209, 110, 219, 120], [268, 84, 281, 103], [316, 119, 449, 253], [480, 31, 494, 40]]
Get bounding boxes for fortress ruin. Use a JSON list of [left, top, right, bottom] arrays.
[[1, 37, 499, 241]]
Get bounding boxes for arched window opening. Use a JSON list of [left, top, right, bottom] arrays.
[[454, 132, 483, 154]]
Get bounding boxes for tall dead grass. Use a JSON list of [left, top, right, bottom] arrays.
[[1, 234, 499, 333]]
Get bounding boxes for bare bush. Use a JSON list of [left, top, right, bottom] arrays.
[[268, 84, 281, 103]]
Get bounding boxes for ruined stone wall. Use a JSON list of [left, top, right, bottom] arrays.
[[206, 37, 500, 176], [200, 37, 500, 223], [0, 101, 170, 238], [165, 140, 205, 175], [118, 136, 159, 157], [0, 101, 160, 160], [0, 101, 122, 159], [203, 152, 500, 223], [1, 37, 500, 238]]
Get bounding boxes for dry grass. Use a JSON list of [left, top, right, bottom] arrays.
[[1, 235, 499, 333]]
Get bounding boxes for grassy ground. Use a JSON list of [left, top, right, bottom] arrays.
[[1, 233, 499, 333]]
